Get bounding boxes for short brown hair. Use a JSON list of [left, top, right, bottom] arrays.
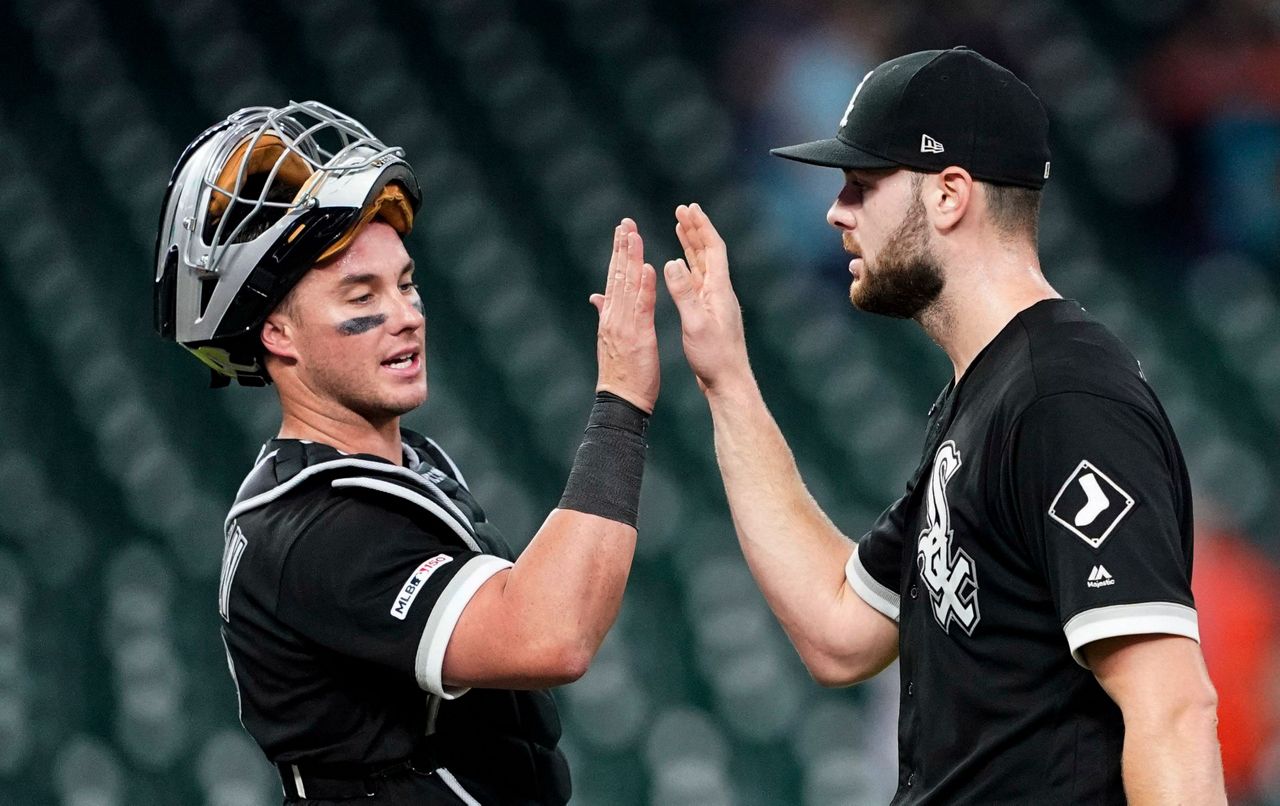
[[982, 182, 1041, 243], [908, 171, 1041, 244]]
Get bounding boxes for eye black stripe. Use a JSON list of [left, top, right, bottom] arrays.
[[336, 314, 386, 335]]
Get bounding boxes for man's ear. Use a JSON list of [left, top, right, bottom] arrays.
[[930, 166, 973, 234], [260, 309, 300, 362]]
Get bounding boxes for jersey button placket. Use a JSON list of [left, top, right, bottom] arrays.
[[909, 584, 918, 599]]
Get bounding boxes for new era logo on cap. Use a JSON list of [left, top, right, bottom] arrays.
[[1049, 460, 1136, 549], [920, 134, 945, 154]]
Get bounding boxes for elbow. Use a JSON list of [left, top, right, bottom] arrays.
[[808, 666, 860, 689], [801, 651, 878, 688], [796, 632, 896, 688], [537, 637, 596, 687], [555, 645, 594, 685], [1125, 680, 1221, 739], [1169, 679, 1220, 731], [1185, 685, 1220, 732]]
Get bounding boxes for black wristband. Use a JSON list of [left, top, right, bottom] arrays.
[[558, 392, 649, 527]]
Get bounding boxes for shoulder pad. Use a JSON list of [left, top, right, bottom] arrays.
[[226, 439, 479, 550], [401, 429, 470, 490]]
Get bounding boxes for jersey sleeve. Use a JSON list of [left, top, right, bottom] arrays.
[[1002, 392, 1198, 667], [847, 494, 910, 622], [276, 491, 511, 699]]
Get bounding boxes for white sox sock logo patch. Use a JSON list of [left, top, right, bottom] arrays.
[[916, 441, 980, 635], [1049, 460, 1135, 548]]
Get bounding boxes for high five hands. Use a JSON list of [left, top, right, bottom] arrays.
[[663, 204, 750, 397], [591, 218, 660, 414], [592, 205, 746, 408]]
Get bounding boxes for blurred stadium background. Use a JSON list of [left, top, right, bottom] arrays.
[[0, 0, 1277, 803]]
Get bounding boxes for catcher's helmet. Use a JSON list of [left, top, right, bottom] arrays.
[[154, 101, 422, 386]]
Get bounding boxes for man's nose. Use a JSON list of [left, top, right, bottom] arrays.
[[827, 199, 854, 231], [391, 292, 425, 331]]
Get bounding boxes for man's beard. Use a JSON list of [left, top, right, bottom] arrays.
[[849, 195, 945, 320]]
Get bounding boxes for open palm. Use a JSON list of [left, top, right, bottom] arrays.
[[663, 203, 750, 395]]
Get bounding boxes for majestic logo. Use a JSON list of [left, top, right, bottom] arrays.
[[219, 522, 248, 623], [840, 70, 874, 128], [920, 134, 945, 154], [916, 441, 980, 635], [390, 554, 453, 620], [1048, 460, 1135, 548], [1087, 565, 1115, 588]]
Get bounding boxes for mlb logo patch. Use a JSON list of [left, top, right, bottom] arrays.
[[390, 553, 453, 620], [1048, 460, 1135, 549]]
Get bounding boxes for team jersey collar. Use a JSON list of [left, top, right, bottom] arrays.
[[258, 428, 435, 480], [940, 298, 1085, 408]]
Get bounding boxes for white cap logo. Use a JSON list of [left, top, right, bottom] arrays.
[[840, 70, 874, 129], [920, 134, 945, 154]]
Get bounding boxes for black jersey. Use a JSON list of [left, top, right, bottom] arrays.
[[218, 429, 570, 804], [846, 299, 1198, 804]]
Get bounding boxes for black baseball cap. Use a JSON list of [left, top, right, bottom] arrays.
[[771, 47, 1052, 189]]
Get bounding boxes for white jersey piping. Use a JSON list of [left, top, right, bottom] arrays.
[[225, 457, 470, 532], [414, 555, 512, 698], [845, 544, 901, 622], [1063, 601, 1199, 669], [436, 767, 482, 806]]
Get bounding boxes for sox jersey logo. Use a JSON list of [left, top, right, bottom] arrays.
[[916, 441, 981, 635]]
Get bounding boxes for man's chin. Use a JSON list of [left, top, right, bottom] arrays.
[[849, 286, 928, 320], [849, 282, 888, 316], [390, 386, 428, 417], [360, 386, 428, 422]]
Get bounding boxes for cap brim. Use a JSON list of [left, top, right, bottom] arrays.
[[769, 137, 899, 170]]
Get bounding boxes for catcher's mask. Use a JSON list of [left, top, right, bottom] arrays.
[[153, 100, 422, 386]]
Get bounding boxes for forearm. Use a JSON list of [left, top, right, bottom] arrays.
[[705, 374, 860, 663], [442, 392, 648, 688], [1121, 705, 1225, 805], [445, 221, 658, 689], [510, 391, 647, 664], [663, 202, 895, 683]]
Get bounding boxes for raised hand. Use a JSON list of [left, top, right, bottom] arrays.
[[590, 218, 660, 413], [663, 203, 750, 395]]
